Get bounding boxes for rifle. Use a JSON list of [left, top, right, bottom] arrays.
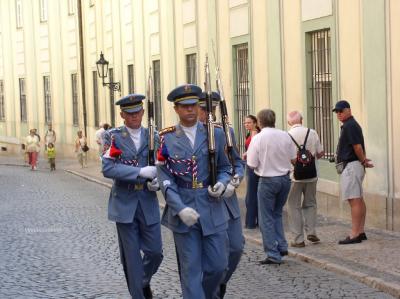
[[146, 67, 155, 166], [204, 55, 217, 187], [213, 44, 235, 175]]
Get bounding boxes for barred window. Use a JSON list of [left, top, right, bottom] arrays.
[[44, 76, 52, 124], [308, 29, 333, 159], [19, 78, 27, 122], [186, 54, 197, 84], [72, 74, 79, 126], [93, 71, 99, 127], [0, 80, 5, 121], [127, 64, 135, 94], [152, 60, 162, 129], [233, 43, 250, 155]]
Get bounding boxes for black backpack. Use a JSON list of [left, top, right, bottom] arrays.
[[288, 129, 317, 180]]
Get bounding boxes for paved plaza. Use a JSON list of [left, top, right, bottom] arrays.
[[0, 164, 396, 298]]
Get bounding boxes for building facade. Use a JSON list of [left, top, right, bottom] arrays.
[[0, 0, 399, 231]]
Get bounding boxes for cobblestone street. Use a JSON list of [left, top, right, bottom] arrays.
[[0, 165, 395, 299]]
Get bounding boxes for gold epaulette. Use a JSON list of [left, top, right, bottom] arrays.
[[159, 126, 176, 136]]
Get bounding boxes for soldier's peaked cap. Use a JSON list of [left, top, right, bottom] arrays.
[[199, 91, 221, 108], [116, 94, 145, 113], [167, 84, 202, 105]]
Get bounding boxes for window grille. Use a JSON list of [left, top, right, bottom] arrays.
[[127, 64, 135, 94], [72, 74, 79, 126], [0, 80, 5, 121], [152, 60, 162, 129], [308, 29, 334, 159], [44, 76, 52, 124], [233, 43, 250, 155], [19, 78, 27, 122], [93, 71, 99, 127], [186, 54, 197, 84], [109, 68, 115, 127]]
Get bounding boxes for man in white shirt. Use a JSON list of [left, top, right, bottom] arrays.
[[247, 109, 297, 265], [287, 111, 324, 248], [95, 123, 105, 157]]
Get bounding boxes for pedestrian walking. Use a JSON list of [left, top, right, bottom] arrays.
[[26, 129, 40, 171], [286, 111, 324, 248], [333, 100, 373, 244], [243, 114, 260, 229], [247, 109, 297, 264], [46, 142, 56, 171], [95, 122, 107, 157], [198, 91, 245, 299], [157, 84, 232, 299], [102, 94, 163, 299], [44, 123, 56, 150], [74, 130, 88, 168]]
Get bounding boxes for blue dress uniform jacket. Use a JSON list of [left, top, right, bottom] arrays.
[[157, 121, 232, 299], [157, 122, 232, 236], [103, 126, 160, 224], [102, 125, 163, 299]]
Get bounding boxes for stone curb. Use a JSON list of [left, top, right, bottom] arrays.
[[3, 162, 399, 299], [245, 234, 400, 298]]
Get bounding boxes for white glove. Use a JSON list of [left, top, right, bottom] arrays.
[[230, 174, 241, 188], [146, 178, 159, 192], [208, 182, 226, 198], [178, 207, 200, 227], [139, 166, 157, 179], [222, 183, 235, 198]]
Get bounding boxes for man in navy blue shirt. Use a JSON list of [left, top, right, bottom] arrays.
[[333, 100, 373, 245]]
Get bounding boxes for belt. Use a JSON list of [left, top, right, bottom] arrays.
[[259, 171, 290, 178], [176, 178, 209, 189], [114, 181, 147, 191]]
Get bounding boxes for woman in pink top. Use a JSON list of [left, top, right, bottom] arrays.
[[26, 129, 40, 170], [243, 115, 260, 228]]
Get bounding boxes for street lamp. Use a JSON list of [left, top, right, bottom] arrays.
[[96, 52, 121, 92]]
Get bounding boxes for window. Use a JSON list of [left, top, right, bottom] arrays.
[[19, 78, 27, 122], [127, 64, 135, 94], [109, 68, 115, 127], [16, 0, 23, 29], [39, 0, 48, 22], [93, 71, 99, 127], [68, 0, 75, 15], [186, 54, 197, 84], [0, 80, 5, 121], [72, 74, 79, 126], [308, 29, 333, 159], [233, 43, 250, 155], [44, 76, 52, 124], [152, 60, 162, 129]]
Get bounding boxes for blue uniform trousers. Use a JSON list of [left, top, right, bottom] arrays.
[[173, 226, 228, 299], [116, 202, 163, 299], [223, 215, 244, 284]]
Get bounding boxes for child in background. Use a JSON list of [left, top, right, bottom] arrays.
[[47, 143, 56, 171]]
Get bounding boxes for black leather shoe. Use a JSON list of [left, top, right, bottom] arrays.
[[218, 283, 227, 299], [143, 285, 153, 299], [338, 235, 362, 245], [359, 232, 367, 241], [259, 258, 281, 265], [280, 251, 288, 257]]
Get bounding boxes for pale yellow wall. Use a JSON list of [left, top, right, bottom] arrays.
[[282, 0, 303, 120]]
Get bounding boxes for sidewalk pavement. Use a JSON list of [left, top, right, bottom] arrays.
[[2, 153, 400, 298]]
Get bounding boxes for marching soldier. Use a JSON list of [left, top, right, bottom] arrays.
[[102, 94, 163, 299], [157, 84, 232, 299], [198, 91, 245, 299]]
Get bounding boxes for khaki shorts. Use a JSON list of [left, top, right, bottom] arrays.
[[340, 161, 365, 200]]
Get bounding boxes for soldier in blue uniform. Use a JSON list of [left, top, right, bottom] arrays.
[[198, 92, 245, 299], [102, 94, 163, 299], [157, 84, 232, 299]]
